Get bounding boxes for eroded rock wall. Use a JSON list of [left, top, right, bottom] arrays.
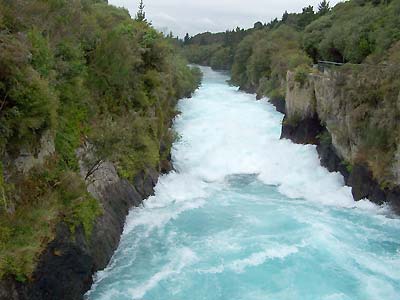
[[283, 66, 400, 211], [0, 146, 167, 300]]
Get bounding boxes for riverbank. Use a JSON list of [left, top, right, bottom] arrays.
[[86, 67, 400, 300], [0, 1, 202, 297], [279, 67, 400, 213], [238, 69, 400, 213], [0, 155, 172, 300]]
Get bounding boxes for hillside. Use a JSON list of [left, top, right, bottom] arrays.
[[0, 0, 200, 298]]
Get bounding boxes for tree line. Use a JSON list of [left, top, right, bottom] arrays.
[[183, 0, 400, 72]]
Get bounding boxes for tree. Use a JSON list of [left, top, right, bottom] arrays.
[[298, 6, 316, 29], [135, 0, 146, 22], [318, 0, 330, 15], [184, 33, 190, 44], [254, 21, 263, 30], [282, 11, 289, 22]]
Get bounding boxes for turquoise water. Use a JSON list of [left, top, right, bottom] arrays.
[[87, 67, 400, 300]]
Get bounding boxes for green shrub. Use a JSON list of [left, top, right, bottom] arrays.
[[0, 0, 201, 281], [317, 130, 332, 146], [341, 161, 353, 173], [69, 197, 102, 238], [0, 200, 59, 281], [294, 65, 311, 86], [28, 29, 54, 78]]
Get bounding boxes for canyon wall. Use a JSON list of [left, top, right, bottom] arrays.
[[0, 138, 171, 300], [281, 66, 400, 211]]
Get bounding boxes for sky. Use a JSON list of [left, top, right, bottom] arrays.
[[108, 0, 341, 37]]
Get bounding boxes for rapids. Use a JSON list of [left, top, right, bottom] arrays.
[[87, 67, 400, 300]]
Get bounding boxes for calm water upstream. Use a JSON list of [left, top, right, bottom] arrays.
[[87, 67, 400, 300]]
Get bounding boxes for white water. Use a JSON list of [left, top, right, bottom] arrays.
[[87, 67, 400, 300]]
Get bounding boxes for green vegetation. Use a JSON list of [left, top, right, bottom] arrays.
[[294, 65, 312, 86], [230, 25, 312, 95], [184, 0, 400, 90], [317, 130, 332, 147], [343, 64, 400, 184], [0, 161, 95, 281], [0, 0, 201, 281], [182, 28, 248, 70], [341, 161, 353, 174], [183, 0, 400, 186]]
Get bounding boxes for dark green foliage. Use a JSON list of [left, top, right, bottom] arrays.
[[28, 29, 54, 78], [231, 26, 311, 95], [184, 33, 190, 44], [183, 0, 400, 102], [183, 28, 249, 70], [254, 21, 264, 29], [135, 0, 146, 22], [294, 65, 311, 86], [318, 1, 331, 15], [0, 0, 200, 281], [210, 47, 233, 70], [317, 130, 332, 146], [303, 0, 400, 63]]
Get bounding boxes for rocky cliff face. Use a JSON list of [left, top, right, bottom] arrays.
[[282, 66, 400, 211], [0, 145, 170, 300]]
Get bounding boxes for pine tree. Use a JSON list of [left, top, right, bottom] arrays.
[[282, 11, 289, 22], [318, 0, 330, 15], [184, 33, 190, 44], [136, 0, 146, 22]]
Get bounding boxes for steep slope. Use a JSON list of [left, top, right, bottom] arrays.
[[0, 1, 201, 299], [283, 66, 400, 210]]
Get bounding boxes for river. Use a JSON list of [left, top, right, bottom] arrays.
[[86, 67, 400, 300]]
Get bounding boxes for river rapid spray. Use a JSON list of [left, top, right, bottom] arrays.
[[86, 67, 400, 300]]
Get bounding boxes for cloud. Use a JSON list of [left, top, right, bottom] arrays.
[[109, 0, 342, 37], [153, 12, 177, 23]]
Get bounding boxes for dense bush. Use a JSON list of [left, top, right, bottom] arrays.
[[183, 28, 249, 70], [184, 0, 400, 85], [303, 0, 400, 63], [231, 25, 311, 95], [0, 0, 201, 281]]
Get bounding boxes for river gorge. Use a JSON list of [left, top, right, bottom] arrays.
[[86, 67, 400, 300]]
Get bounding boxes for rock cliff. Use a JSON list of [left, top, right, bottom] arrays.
[[281, 66, 400, 211], [0, 143, 171, 300]]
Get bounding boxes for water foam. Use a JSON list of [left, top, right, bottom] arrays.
[[87, 67, 400, 300], [229, 245, 299, 273], [127, 247, 198, 300]]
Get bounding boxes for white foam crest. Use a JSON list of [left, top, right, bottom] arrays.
[[354, 252, 400, 281], [171, 68, 382, 211], [90, 288, 123, 300], [323, 293, 352, 300], [230, 245, 298, 273], [359, 275, 399, 300], [127, 247, 198, 299], [202, 245, 299, 275], [123, 172, 208, 235], [198, 265, 225, 274]]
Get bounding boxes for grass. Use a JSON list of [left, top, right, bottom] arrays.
[[0, 162, 103, 281], [65, 195, 103, 239], [0, 199, 58, 282]]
